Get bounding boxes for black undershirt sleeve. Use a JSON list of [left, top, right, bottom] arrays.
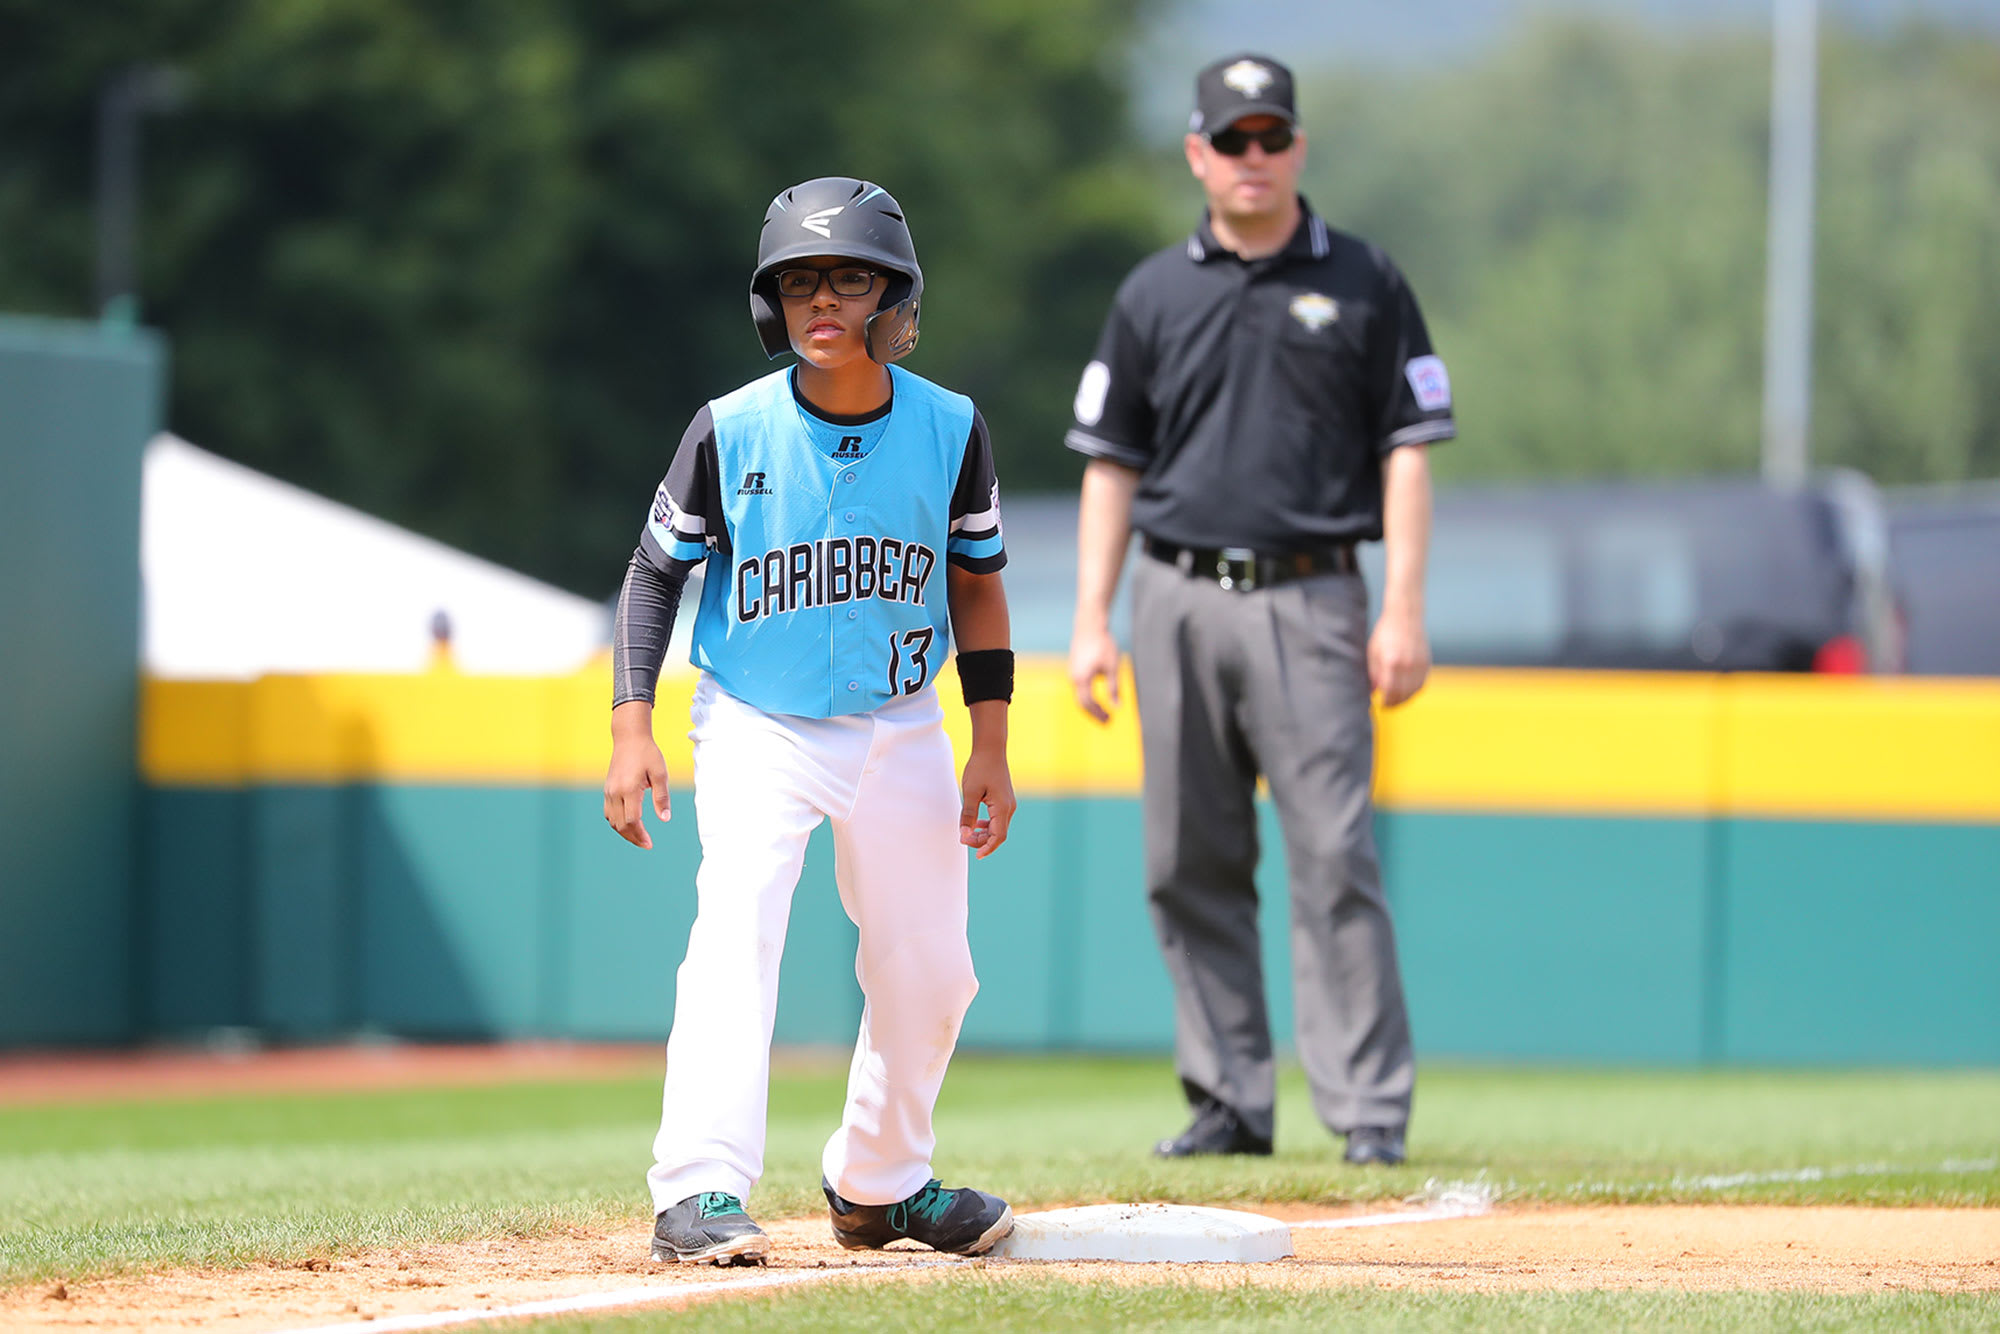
[[611, 546, 693, 707]]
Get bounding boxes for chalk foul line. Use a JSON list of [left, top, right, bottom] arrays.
[[1293, 1179, 1497, 1230], [282, 1260, 949, 1334], [1667, 1156, 1998, 1192]]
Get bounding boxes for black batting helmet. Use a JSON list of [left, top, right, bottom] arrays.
[[750, 177, 922, 363]]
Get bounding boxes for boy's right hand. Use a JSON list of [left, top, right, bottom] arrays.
[[604, 731, 671, 849]]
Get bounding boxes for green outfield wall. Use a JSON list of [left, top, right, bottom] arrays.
[[121, 663, 2000, 1064], [0, 316, 164, 1046]]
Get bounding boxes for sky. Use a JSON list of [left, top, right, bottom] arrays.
[[1156, 0, 2000, 64], [1132, 0, 2000, 130]]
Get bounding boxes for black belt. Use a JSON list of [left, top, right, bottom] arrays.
[[1143, 536, 1357, 591]]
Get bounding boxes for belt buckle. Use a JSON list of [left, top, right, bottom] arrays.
[[1218, 546, 1256, 592]]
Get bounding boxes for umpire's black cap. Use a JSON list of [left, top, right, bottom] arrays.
[[1190, 53, 1298, 134]]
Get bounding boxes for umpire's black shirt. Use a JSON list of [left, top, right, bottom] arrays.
[[1066, 199, 1456, 552]]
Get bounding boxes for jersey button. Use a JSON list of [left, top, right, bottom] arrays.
[[847, 609, 858, 620], [847, 681, 859, 691], [842, 471, 857, 484], [844, 510, 856, 522]]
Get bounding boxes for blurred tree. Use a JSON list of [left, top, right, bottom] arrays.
[[0, 0, 1162, 592], [9, 8, 1995, 597], [1297, 17, 2000, 488]]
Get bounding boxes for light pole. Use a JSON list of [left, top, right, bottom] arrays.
[[95, 64, 189, 329], [1760, 0, 1818, 490]]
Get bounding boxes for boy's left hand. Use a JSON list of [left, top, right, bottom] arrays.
[[958, 750, 1016, 859]]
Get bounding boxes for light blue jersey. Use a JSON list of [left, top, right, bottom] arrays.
[[641, 365, 1005, 718]]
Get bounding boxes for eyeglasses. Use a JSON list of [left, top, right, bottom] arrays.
[[1205, 124, 1296, 157], [774, 266, 880, 299]]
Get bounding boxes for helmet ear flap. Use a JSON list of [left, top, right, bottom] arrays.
[[749, 280, 790, 359], [864, 295, 920, 363], [862, 270, 921, 363]]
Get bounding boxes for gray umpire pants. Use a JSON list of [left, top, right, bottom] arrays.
[[1130, 552, 1415, 1141]]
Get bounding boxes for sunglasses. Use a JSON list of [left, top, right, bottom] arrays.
[[774, 266, 880, 299], [1205, 124, 1296, 156]]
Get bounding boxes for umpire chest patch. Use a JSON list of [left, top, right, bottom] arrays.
[[1288, 292, 1339, 333]]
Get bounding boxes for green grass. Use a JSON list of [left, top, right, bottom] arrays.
[[519, 1277, 2000, 1334], [1, 1056, 1995, 1289]]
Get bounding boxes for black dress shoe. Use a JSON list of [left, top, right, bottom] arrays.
[[1342, 1125, 1407, 1166], [1153, 1099, 1274, 1158]]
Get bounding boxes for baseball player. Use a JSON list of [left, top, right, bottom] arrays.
[[603, 177, 1017, 1266]]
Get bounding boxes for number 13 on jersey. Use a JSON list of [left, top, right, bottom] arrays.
[[887, 627, 934, 696]]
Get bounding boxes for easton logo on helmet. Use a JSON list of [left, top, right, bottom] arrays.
[[801, 206, 844, 239]]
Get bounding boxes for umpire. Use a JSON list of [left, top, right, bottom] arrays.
[[1066, 53, 1454, 1166]]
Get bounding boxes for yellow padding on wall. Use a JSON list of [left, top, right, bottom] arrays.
[[942, 658, 1144, 795], [141, 656, 1146, 791], [144, 658, 674, 786], [1719, 675, 2000, 821], [141, 662, 2000, 822], [140, 678, 252, 784], [1374, 670, 1725, 814], [144, 669, 593, 784]]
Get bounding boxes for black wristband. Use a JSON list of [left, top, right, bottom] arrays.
[[957, 648, 1014, 706]]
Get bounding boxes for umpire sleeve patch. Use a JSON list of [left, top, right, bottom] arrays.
[[1073, 361, 1111, 427], [1405, 355, 1453, 412]]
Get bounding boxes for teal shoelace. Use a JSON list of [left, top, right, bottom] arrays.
[[888, 1180, 954, 1231], [696, 1191, 747, 1219]]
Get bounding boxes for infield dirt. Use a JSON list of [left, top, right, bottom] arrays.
[[5, 1203, 1997, 1332], [7, 1047, 1995, 1329]]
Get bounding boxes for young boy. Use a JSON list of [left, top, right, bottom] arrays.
[[603, 177, 1017, 1266]]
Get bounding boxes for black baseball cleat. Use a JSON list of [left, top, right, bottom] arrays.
[[1153, 1099, 1274, 1158], [651, 1191, 771, 1265], [1342, 1125, 1408, 1166], [823, 1177, 1014, 1255]]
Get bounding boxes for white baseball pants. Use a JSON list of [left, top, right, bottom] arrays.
[[647, 674, 978, 1216]]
